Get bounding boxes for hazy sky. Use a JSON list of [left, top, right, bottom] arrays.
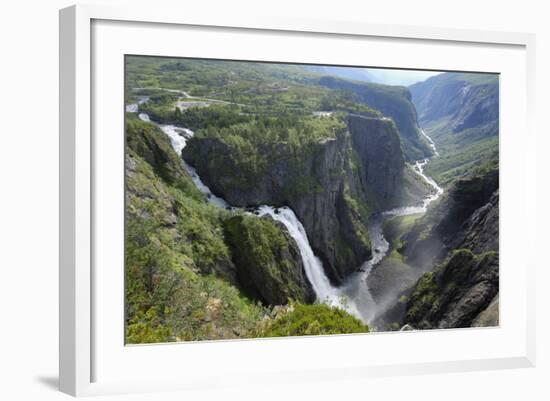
[[366, 68, 442, 86], [306, 65, 442, 86]]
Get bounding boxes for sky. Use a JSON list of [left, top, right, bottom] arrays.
[[306, 65, 442, 86], [365, 68, 442, 86]]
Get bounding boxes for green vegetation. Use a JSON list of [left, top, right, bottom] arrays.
[[342, 183, 371, 250], [423, 126, 498, 187], [141, 102, 253, 131], [125, 118, 268, 343], [125, 114, 202, 197], [186, 114, 347, 191], [255, 303, 369, 337], [127, 56, 384, 119]]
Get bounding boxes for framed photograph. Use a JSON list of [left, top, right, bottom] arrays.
[[59, 4, 536, 396]]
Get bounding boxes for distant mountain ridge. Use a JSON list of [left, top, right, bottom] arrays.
[[408, 72, 499, 186], [410, 72, 498, 129]]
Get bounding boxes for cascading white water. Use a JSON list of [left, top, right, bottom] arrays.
[[138, 112, 229, 209], [420, 128, 439, 157], [256, 206, 348, 307]]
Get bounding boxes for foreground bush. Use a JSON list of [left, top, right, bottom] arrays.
[[255, 303, 369, 338]]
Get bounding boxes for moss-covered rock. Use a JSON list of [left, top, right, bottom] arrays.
[[404, 249, 499, 329], [224, 214, 315, 305]]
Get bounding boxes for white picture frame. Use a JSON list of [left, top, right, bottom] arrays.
[[59, 3, 536, 397]]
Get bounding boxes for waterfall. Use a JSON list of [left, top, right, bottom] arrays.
[[130, 105, 347, 310], [255, 206, 345, 305], [139, 113, 229, 209]]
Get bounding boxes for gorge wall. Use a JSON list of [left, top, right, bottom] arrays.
[[183, 114, 426, 285], [373, 166, 499, 330]]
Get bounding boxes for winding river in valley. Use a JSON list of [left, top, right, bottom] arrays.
[[128, 94, 443, 326], [340, 147, 444, 323]]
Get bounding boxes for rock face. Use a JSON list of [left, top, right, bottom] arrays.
[[401, 168, 499, 269], [471, 294, 499, 327], [347, 116, 405, 210], [405, 186, 499, 329], [374, 167, 499, 330], [223, 214, 315, 305], [183, 115, 420, 284], [319, 76, 432, 160], [404, 250, 498, 329]]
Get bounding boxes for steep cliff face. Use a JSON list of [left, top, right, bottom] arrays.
[[406, 189, 499, 330], [374, 166, 499, 330], [318, 76, 432, 160], [183, 115, 420, 284], [347, 116, 405, 210]]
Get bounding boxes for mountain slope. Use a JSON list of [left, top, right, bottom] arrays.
[[409, 72, 499, 186]]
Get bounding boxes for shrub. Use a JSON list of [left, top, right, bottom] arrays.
[[255, 303, 369, 338]]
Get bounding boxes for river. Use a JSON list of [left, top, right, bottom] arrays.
[[340, 148, 444, 323], [127, 94, 442, 326]]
